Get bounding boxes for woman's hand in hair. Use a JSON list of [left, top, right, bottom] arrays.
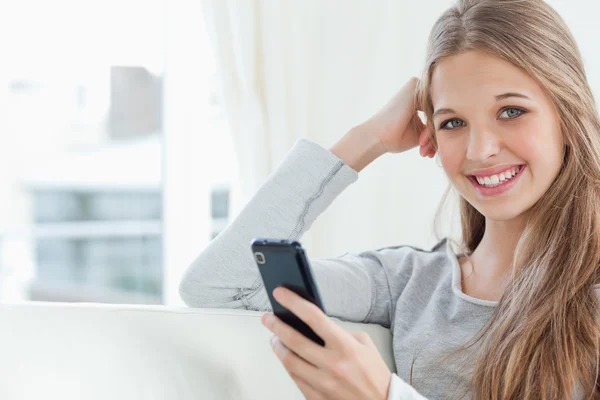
[[261, 287, 392, 400], [360, 77, 435, 157]]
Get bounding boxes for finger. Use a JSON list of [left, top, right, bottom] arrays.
[[290, 373, 324, 400], [425, 142, 436, 156], [421, 145, 431, 158], [273, 287, 348, 348], [421, 138, 436, 155], [271, 336, 325, 392], [421, 142, 435, 157], [262, 312, 330, 368], [418, 130, 429, 147], [349, 331, 372, 346], [428, 147, 436, 158], [418, 121, 431, 143], [411, 112, 426, 134]]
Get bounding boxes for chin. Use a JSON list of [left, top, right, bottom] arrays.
[[454, 175, 535, 221], [474, 206, 527, 222], [463, 195, 533, 222]]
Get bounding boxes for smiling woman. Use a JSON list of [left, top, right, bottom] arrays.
[[415, 0, 600, 397], [180, 0, 600, 399]]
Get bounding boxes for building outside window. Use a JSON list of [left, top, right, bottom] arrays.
[[0, 0, 234, 304]]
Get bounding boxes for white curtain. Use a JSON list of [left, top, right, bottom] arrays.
[[200, 0, 460, 257], [163, 0, 215, 305]]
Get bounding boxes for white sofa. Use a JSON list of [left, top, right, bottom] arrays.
[[0, 302, 396, 400]]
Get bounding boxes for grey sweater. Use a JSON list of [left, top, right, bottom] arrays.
[[179, 138, 599, 399]]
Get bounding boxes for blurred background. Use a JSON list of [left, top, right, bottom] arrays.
[[0, 0, 235, 305], [0, 0, 597, 306]]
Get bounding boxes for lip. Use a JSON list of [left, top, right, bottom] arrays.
[[468, 164, 524, 178], [467, 165, 526, 197]]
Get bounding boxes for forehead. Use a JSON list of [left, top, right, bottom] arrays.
[[430, 50, 544, 107]]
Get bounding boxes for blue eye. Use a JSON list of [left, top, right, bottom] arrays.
[[440, 119, 466, 130], [438, 108, 526, 130], [499, 107, 525, 119]]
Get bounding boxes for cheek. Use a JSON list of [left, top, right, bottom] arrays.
[[509, 136, 538, 161], [437, 136, 464, 177], [507, 120, 563, 171], [505, 120, 539, 158]]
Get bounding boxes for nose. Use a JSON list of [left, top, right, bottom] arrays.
[[466, 126, 501, 162]]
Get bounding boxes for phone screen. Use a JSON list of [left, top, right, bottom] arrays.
[[252, 240, 325, 346]]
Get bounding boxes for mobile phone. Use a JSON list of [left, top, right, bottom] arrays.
[[251, 238, 326, 346]]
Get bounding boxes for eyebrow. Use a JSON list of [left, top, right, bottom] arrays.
[[432, 92, 532, 119]]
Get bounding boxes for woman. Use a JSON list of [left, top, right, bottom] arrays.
[[179, 0, 600, 398]]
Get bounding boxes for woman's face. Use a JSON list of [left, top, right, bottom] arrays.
[[430, 50, 565, 222]]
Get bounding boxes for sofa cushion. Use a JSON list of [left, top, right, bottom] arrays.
[[0, 302, 394, 400]]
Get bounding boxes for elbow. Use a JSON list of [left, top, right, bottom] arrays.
[[178, 264, 209, 308], [178, 274, 199, 307], [178, 257, 212, 307], [177, 266, 243, 309]]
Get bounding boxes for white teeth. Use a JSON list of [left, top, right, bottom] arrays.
[[474, 166, 522, 188]]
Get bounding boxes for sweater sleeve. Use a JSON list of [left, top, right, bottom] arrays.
[[387, 374, 429, 400], [178, 138, 408, 326]]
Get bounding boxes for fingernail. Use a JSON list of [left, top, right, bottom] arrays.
[[261, 312, 271, 325], [273, 287, 284, 299], [270, 336, 276, 346]]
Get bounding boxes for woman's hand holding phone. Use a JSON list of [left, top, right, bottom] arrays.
[[261, 287, 392, 400], [330, 77, 435, 172]]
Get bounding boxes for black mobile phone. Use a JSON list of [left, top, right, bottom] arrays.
[[251, 238, 326, 346]]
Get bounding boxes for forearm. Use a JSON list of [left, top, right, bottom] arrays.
[[329, 125, 386, 172], [179, 138, 359, 309]]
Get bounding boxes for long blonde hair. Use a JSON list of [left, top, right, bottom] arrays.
[[416, 0, 600, 398]]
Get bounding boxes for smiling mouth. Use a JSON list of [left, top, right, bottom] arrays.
[[469, 165, 525, 188], [465, 164, 526, 196]]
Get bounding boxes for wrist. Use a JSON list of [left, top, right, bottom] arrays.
[[330, 125, 386, 172], [382, 371, 393, 400]]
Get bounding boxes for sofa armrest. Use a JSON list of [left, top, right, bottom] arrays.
[[0, 302, 394, 400]]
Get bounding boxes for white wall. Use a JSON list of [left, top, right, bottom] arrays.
[[162, 0, 215, 305], [547, 0, 600, 99]]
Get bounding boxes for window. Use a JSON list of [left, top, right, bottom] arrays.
[[0, 1, 166, 304], [0, 1, 236, 304]]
